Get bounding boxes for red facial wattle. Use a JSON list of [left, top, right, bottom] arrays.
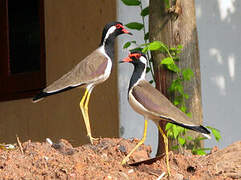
[[116, 24, 132, 35], [129, 53, 141, 59]]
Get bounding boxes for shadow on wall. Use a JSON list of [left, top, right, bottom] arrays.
[[196, 0, 241, 148]]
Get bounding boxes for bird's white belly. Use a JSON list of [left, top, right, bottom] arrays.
[[103, 58, 112, 81]]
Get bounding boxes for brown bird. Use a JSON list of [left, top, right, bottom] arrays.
[[33, 22, 132, 144], [120, 51, 210, 176]]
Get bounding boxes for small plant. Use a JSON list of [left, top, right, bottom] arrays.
[[121, 0, 221, 155]]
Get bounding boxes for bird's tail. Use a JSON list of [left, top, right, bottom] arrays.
[[32, 91, 48, 103], [32, 86, 77, 103], [169, 120, 211, 139]]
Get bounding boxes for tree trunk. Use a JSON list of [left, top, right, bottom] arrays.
[[149, 0, 203, 155]]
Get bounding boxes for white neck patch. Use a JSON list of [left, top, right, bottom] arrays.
[[139, 56, 147, 80], [139, 56, 147, 65], [103, 26, 116, 44]]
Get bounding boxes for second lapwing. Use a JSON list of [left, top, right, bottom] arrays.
[[33, 21, 132, 144], [120, 51, 210, 176]]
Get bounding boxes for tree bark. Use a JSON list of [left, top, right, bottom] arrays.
[[149, 0, 203, 155]]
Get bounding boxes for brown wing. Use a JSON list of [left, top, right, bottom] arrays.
[[44, 49, 108, 93], [131, 80, 198, 126]]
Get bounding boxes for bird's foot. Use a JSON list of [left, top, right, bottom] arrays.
[[167, 165, 171, 177], [88, 135, 99, 145], [121, 156, 129, 165]]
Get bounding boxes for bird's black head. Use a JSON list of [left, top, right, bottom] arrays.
[[121, 51, 147, 92], [100, 21, 132, 45], [121, 51, 147, 66]]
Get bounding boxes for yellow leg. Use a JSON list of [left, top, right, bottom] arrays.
[[157, 124, 171, 176], [80, 88, 88, 108], [83, 87, 97, 144], [79, 88, 95, 144], [121, 119, 148, 165], [80, 88, 88, 127]]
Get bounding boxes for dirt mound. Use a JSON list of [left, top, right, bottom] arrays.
[[0, 138, 240, 179]]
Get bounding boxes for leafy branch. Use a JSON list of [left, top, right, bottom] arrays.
[[121, 0, 221, 155]]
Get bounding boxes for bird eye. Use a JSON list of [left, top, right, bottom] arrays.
[[135, 54, 141, 59]]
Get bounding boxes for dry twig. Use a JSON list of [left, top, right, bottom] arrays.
[[16, 135, 24, 154]]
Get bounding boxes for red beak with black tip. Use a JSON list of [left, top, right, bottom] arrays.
[[116, 24, 132, 35], [119, 56, 133, 63], [122, 28, 133, 35]]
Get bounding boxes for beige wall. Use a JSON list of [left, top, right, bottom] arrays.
[[0, 0, 118, 146]]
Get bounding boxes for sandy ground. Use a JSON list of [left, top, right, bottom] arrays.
[[0, 138, 240, 179]]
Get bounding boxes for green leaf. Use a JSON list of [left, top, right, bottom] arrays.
[[173, 57, 180, 61], [130, 47, 143, 52], [159, 48, 166, 53], [146, 67, 151, 73], [161, 57, 181, 72], [144, 32, 149, 40], [183, 93, 189, 99], [169, 47, 177, 51], [169, 81, 176, 92], [182, 68, 194, 81], [178, 137, 186, 146], [193, 149, 206, 155], [175, 83, 184, 95], [207, 126, 221, 142], [161, 57, 174, 65], [176, 126, 185, 134], [173, 125, 179, 139], [176, 50, 182, 54], [213, 129, 221, 142], [177, 44, 183, 50], [141, 6, 149, 16], [142, 46, 148, 53], [195, 137, 208, 141], [173, 98, 180, 106], [171, 145, 179, 150], [167, 130, 173, 138], [125, 22, 144, 30], [173, 96, 183, 106], [178, 85, 184, 95], [167, 63, 180, 72], [123, 41, 136, 49], [123, 41, 131, 49], [180, 105, 187, 113], [186, 112, 192, 118], [187, 136, 193, 141], [121, 0, 141, 6], [193, 148, 212, 155], [148, 41, 162, 51], [169, 79, 182, 92], [165, 123, 173, 131], [164, 0, 170, 9]]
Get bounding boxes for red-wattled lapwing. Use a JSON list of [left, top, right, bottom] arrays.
[[33, 22, 132, 144], [120, 51, 210, 176]]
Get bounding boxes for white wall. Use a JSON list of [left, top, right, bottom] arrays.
[[117, 0, 241, 154], [196, 0, 241, 149]]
